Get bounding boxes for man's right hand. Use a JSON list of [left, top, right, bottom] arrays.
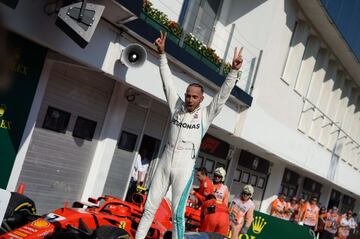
[[155, 31, 166, 54]]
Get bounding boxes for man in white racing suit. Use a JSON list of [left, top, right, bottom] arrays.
[[135, 32, 243, 239]]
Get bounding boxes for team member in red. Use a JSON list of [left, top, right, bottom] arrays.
[[299, 196, 320, 231], [229, 185, 255, 239], [191, 167, 214, 206], [270, 193, 287, 219], [212, 167, 229, 205], [199, 194, 230, 236]]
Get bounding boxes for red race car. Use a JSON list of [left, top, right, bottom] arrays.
[[0, 187, 201, 239]]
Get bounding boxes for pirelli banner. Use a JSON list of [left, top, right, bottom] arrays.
[[241, 211, 315, 239], [0, 32, 47, 189]]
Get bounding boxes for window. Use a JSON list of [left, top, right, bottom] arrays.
[[182, 0, 221, 44], [42, 106, 71, 133], [195, 156, 204, 169], [303, 177, 322, 193], [257, 177, 265, 189], [215, 162, 225, 170], [138, 135, 161, 160], [250, 174, 258, 187], [205, 159, 215, 173], [238, 150, 270, 174], [241, 172, 250, 183], [118, 131, 138, 152], [72, 116, 97, 141], [233, 169, 241, 182]]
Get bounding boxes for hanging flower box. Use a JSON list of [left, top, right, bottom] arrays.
[[140, 12, 167, 34], [140, 12, 180, 45], [201, 57, 220, 73], [184, 44, 201, 59]]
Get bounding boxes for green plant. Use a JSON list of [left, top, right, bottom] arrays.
[[166, 20, 182, 38], [143, 0, 169, 25]]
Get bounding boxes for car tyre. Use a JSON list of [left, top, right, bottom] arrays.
[[93, 226, 131, 239], [1, 192, 36, 233]]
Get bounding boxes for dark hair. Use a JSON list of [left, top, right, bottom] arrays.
[[310, 196, 318, 201], [197, 167, 208, 176], [188, 83, 204, 93], [205, 194, 216, 201]]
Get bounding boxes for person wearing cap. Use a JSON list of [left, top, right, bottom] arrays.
[[191, 167, 214, 206], [212, 167, 229, 205], [319, 206, 338, 239], [283, 197, 299, 221], [298, 196, 320, 231], [347, 211, 358, 239], [199, 194, 230, 236], [229, 185, 255, 239], [337, 210, 353, 239], [270, 193, 287, 219], [317, 207, 327, 236]]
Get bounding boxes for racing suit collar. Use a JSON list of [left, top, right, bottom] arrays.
[[182, 104, 201, 113]]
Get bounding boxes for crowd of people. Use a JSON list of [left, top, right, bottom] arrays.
[[127, 160, 359, 239], [190, 167, 255, 239], [270, 193, 359, 239]]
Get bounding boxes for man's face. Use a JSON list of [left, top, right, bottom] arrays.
[[196, 172, 204, 181], [279, 194, 285, 201], [241, 191, 251, 201], [185, 86, 204, 112], [213, 174, 222, 183], [310, 198, 317, 205]]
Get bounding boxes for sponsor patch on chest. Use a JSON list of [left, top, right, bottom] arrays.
[[171, 119, 200, 129]]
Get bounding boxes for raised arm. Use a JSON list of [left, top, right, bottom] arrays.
[[206, 47, 243, 123], [155, 32, 181, 114]]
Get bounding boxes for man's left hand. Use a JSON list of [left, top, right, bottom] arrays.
[[232, 47, 244, 70]]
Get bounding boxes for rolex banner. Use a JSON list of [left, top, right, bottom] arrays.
[[0, 33, 47, 189], [243, 211, 315, 239]]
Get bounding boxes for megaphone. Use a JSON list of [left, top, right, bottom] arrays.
[[120, 43, 147, 68]]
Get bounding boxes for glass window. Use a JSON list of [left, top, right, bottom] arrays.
[[233, 169, 241, 182], [118, 131, 138, 152], [205, 159, 215, 173], [183, 0, 221, 44], [72, 116, 97, 141], [250, 174, 257, 186], [42, 106, 71, 133], [195, 156, 204, 169], [257, 177, 265, 189]]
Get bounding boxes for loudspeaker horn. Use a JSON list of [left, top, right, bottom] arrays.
[[120, 43, 147, 68]]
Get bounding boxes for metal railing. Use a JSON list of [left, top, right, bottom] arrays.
[[301, 97, 360, 167]]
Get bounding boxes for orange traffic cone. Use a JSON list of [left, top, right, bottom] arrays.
[[17, 182, 25, 194]]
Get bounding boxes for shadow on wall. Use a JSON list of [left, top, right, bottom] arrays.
[[221, 0, 296, 44], [223, 0, 267, 26]]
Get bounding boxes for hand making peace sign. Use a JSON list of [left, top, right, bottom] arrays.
[[155, 31, 167, 54], [232, 47, 243, 70]]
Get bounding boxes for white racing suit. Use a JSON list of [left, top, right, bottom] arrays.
[[135, 54, 239, 239]]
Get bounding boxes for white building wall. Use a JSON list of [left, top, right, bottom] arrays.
[[150, 0, 184, 23], [222, 0, 360, 209]]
